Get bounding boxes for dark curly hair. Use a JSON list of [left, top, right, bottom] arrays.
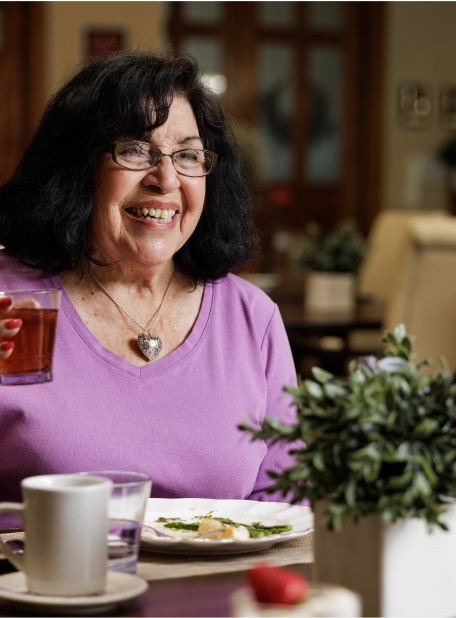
[[0, 51, 258, 280]]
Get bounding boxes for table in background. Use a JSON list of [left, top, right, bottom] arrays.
[[273, 295, 384, 376]]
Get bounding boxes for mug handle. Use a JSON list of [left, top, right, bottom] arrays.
[[0, 503, 25, 571]]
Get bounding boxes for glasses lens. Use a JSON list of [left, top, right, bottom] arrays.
[[173, 149, 216, 176], [113, 143, 217, 175], [115, 142, 159, 170]]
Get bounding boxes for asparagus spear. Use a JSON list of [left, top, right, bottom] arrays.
[[162, 516, 292, 538]]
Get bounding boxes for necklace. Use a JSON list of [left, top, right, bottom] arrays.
[[88, 265, 176, 361]]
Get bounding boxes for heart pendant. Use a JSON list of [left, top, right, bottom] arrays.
[[137, 333, 163, 361]]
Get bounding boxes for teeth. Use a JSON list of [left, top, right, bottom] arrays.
[[128, 207, 176, 222]]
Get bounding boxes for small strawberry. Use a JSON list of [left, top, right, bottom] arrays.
[[248, 563, 310, 605]]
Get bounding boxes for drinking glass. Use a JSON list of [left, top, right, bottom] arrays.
[[78, 471, 152, 574], [0, 289, 61, 385]]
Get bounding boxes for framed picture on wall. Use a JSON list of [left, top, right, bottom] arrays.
[[86, 29, 124, 60]]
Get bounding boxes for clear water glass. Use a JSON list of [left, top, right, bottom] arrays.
[[78, 471, 151, 574]]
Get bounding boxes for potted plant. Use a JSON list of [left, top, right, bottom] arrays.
[[240, 325, 456, 617], [291, 222, 370, 313]]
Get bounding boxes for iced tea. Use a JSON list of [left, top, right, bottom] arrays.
[[0, 308, 58, 377]]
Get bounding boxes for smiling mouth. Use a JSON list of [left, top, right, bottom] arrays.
[[126, 207, 177, 223]]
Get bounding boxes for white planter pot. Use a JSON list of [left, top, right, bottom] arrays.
[[305, 273, 356, 314], [314, 501, 456, 617]]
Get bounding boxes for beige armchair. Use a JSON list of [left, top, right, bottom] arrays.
[[358, 209, 450, 306], [350, 209, 451, 357], [385, 217, 456, 372]]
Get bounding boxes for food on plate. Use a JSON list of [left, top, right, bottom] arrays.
[[160, 514, 292, 538], [248, 564, 309, 605], [197, 517, 250, 540]]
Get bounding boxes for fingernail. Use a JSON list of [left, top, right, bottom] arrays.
[[0, 342, 14, 351], [5, 319, 22, 329], [0, 297, 12, 308]]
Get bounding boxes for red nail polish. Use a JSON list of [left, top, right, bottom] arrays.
[[0, 297, 12, 308], [5, 319, 22, 329], [0, 342, 14, 351]]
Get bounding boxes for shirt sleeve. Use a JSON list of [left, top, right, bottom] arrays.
[[246, 304, 308, 504]]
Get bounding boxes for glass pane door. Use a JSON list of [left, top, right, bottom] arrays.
[[305, 46, 344, 184], [258, 43, 295, 183]]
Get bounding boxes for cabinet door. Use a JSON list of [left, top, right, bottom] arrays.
[[0, 2, 44, 186], [168, 1, 384, 257]]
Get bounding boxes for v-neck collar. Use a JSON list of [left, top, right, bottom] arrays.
[[44, 273, 214, 379]]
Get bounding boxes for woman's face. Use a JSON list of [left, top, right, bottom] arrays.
[[90, 95, 206, 271]]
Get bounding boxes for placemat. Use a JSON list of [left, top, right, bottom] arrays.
[[137, 533, 313, 581], [0, 531, 24, 560], [1, 531, 314, 581]]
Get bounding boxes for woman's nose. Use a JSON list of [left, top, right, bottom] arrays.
[[143, 155, 180, 194]]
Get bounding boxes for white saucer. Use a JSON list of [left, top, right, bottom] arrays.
[[0, 570, 148, 615]]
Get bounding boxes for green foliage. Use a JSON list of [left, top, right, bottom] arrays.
[[239, 325, 456, 530], [290, 221, 370, 274]]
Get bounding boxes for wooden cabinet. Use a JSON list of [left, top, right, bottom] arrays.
[[0, 2, 44, 186], [168, 1, 384, 267]]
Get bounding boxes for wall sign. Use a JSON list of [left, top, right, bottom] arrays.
[[398, 82, 432, 128]]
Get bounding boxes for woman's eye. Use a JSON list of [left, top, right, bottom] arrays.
[[176, 151, 199, 162], [119, 143, 147, 157]]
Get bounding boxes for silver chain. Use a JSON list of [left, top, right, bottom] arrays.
[[88, 265, 176, 335]]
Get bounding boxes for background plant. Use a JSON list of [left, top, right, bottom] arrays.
[[290, 221, 370, 274], [240, 325, 456, 530]]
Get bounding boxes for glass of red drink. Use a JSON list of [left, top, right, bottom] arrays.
[[0, 289, 61, 385]]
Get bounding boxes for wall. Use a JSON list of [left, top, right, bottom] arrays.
[[44, 2, 163, 97], [382, 2, 456, 211]]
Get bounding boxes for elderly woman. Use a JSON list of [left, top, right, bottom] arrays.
[[0, 52, 297, 528]]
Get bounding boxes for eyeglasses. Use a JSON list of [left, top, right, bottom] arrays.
[[107, 141, 218, 177]]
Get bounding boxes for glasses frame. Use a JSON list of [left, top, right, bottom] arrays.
[[107, 141, 218, 177]]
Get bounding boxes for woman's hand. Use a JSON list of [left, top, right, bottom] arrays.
[[0, 297, 22, 361]]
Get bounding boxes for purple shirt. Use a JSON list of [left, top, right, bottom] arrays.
[[0, 253, 299, 528]]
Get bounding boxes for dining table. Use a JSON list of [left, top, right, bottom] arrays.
[[0, 528, 313, 617], [273, 294, 384, 376]]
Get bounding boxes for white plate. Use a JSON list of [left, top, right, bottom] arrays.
[[141, 498, 313, 555], [0, 571, 148, 615]]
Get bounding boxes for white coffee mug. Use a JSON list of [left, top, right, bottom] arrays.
[[0, 474, 112, 596]]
